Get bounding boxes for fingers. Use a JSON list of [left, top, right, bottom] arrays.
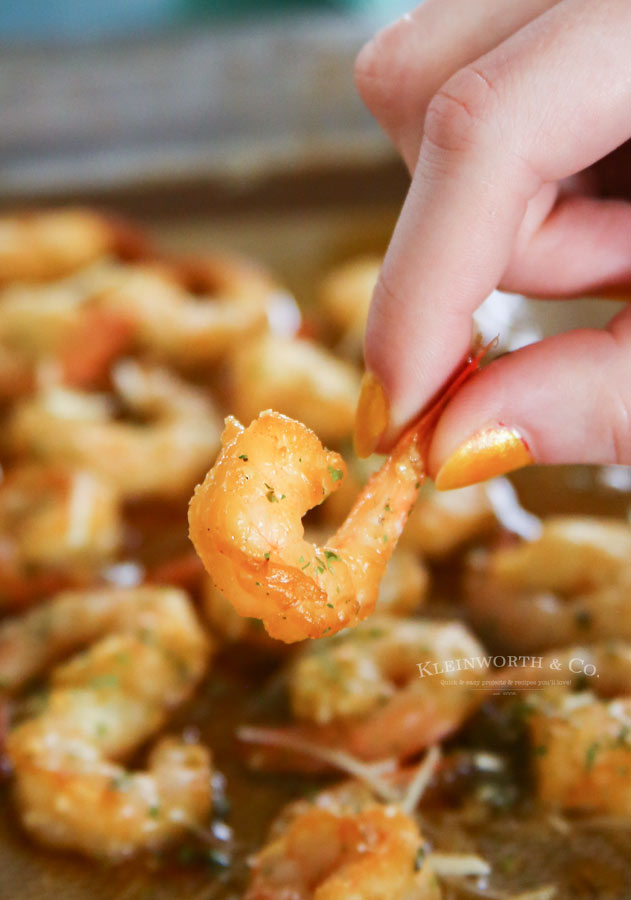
[[427, 305, 631, 487], [355, 0, 559, 171], [502, 193, 631, 297], [361, 0, 631, 449]]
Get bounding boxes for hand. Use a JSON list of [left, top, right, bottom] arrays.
[[353, 0, 631, 488]]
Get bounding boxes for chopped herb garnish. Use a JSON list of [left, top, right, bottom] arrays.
[[328, 466, 343, 482], [574, 609, 593, 629], [384, 503, 391, 512], [91, 673, 119, 690], [149, 805, 160, 818], [238, 454, 248, 461], [414, 846, 426, 871], [585, 742, 600, 770], [326, 603, 334, 609], [324, 550, 339, 560], [301, 561, 311, 570], [109, 773, 131, 792], [263, 552, 270, 560]]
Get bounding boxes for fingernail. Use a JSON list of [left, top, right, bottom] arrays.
[[354, 371, 389, 458], [434, 425, 533, 491]]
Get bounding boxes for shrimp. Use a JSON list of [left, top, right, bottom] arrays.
[[229, 334, 360, 445], [501, 642, 631, 813], [202, 545, 428, 649], [7, 359, 222, 500], [0, 463, 121, 611], [0, 209, 121, 284], [0, 259, 135, 390], [95, 255, 281, 369], [245, 779, 440, 900], [0, 259, 124, 360], [465, 516, 631, 651], [528, 694, 631, 814], [401, 482, 496, 560], [318, 256, 381, 359], [242, 617, 489, 770], [0, 342, 32, 402], [189, 347, 487, 642], [1, 586, 213, 858]]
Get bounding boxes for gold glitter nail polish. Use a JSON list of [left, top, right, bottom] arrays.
[[353, 371, 389, 458], [434, 425, 533, 491]]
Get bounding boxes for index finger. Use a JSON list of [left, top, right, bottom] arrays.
[[357, 0, 631, 454]]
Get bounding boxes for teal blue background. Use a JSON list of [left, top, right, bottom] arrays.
[[0, 1, 411, 42]]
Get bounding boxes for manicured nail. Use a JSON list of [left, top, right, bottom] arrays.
[[434, 425, 533, 491], [354, 371, 389, 458]]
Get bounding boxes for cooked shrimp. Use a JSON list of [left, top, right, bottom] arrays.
[[320, 458, 494, 559], [0, 259, 123, 361], [0, 342, 32, 401], [401, 482, 495, 560], [500, 641, 631, 813], [282, 617, 489, 763], [202, 545, 427, 650], [245, 779, 440, 900], [229, 334, 360, 445], [465, 517, 631, 651], [2, 586, 213, 858], [528, 694, 631, 814], [0, 259, 134, 389], [485, 516, 630, 594], [241, 618, 489, 771], [7, 359, 222, 499], [189, 348, 486, 643], [318, 256, 380, 358], [94, 253, 288, 370], [0, 209, 119, 284], [0, 463, 121, 611], [500, 642, 631, 699], [189, 411, 421, 643]]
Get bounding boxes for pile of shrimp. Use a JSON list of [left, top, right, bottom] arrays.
[[1, 209, 630, 899]]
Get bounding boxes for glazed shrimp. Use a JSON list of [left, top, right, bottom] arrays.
[[528, 694, 631, 814], [318, 256, 381, 359], [229, 334, 360, 445], [189, 349, 486, 642], [500, 642, 631, 813], [202, 543, 428, 650], [245, 779, 440, 900], [401, 482, 495, 560], [1, 586, 213, 858], [0, 463, 121, 611], [7, 359, 222, 499], [242, 617, 489, 769], [0, 209, 119, 284], [0, 259, 125, 361], [97, 255, 282, 368], [189, 411, 421, 642], [0, 342, 32, 401], [465, 516, 631, 651]]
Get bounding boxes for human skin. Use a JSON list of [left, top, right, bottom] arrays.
[[353, 0, 631, 483]]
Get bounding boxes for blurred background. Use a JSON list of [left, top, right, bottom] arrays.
[[0, 0, 622, 332], [0, 1, 414, 204]]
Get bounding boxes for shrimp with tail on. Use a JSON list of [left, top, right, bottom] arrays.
[[189, 345, 489, 642]]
